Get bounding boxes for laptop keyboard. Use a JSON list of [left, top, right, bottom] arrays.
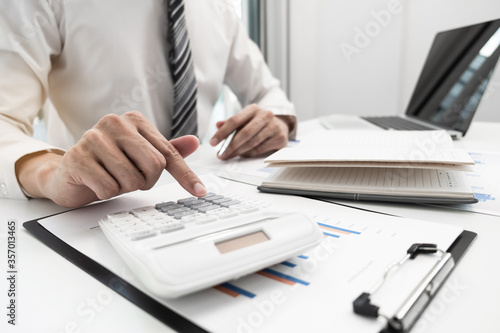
[[362, 116, 435, 131]]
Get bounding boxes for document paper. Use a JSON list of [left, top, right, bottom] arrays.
[[265, 130, 475, 170]]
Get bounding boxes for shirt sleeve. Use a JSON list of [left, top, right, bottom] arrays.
[[0, 1, 64, 200], [223, 12, 297, 136]]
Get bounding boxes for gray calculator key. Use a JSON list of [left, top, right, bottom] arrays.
[[182, 199, 206, 207], [159, 204, 184, 213], [220, 200, 241, 208], [165, 207, 191, 215], [155, 201, 176, 210], [197, 205, 220, 213], [212, 197, 231, 204], [177, 197, 197, 204], [190, 201, 212, 209], [204, 195, 224, 202]]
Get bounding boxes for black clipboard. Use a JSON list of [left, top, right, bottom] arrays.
[[23, 216, 476, 333], [355, 231, 477, 333], [23, 216, 208, 333]]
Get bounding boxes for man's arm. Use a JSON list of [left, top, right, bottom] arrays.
[[15, 111, 207, 208], [209, 7, 296, 159], [0, 1, 65, 200], [1, 3, 207, 206]]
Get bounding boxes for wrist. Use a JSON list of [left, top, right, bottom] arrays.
[[15, 151, 63, 198], [275, 115, 297, 140]]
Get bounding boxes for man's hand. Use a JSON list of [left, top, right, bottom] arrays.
[[210, 104, 292, 160], [16, 111, 207, 208]]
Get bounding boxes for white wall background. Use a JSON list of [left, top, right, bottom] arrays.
[[287, 0, 500, 122]]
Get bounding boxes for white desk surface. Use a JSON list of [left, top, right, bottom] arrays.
[[1, 121, 499, 333]]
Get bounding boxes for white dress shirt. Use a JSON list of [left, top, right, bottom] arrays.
[[0, 0, 294, 200]]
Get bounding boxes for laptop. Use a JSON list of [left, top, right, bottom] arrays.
[[320, 18, 500, 139]]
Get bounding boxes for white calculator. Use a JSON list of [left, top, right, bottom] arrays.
[[99, 193, 323, 298]]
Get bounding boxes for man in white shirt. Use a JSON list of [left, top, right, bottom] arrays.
[[0, 0, 296, 207]]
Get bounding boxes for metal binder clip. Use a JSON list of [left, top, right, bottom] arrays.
[[353, 243, 455, 332]]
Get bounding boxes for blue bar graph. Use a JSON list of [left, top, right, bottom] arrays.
[[474, 193, 496, 202], [280, 261, 296, 268]]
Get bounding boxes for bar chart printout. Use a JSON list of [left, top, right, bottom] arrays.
[[213, 220, 363, 299], [37, 179, 464, 333], [447, 151, 500, 216], [180, 211, 461, 333]]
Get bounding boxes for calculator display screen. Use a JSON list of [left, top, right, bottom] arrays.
[[215, 231, 269, 254]]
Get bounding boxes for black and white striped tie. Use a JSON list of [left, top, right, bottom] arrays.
[[168, 0, 198, 138]]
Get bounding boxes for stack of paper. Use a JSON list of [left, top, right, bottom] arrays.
[[259, 130, 478, 204]]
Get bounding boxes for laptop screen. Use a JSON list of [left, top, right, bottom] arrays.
[[406, 19, 500, 135]]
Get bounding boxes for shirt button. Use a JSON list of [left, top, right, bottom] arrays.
[[0, 183, 7, 197]]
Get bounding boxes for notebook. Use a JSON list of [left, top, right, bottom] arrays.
[[264, 131, 475, 171], [320, 18, 500, 139], [259, 130, 478, 204]]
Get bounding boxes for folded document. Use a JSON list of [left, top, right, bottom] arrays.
[[259, 130, 477, 204]]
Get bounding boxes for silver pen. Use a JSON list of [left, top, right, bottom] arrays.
[[217, 130, 237, 157]]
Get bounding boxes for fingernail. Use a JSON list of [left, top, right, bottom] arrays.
[[194, 182, 207, 197], [210, 137, 219, 146]]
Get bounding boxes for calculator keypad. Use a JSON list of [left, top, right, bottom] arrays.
[[106, 193, 259, 241]]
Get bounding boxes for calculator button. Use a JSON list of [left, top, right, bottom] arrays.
[[203, 195, 224, 202], [149, 218, 177, 226], [121, 222, 148, 231], [131, 206, 158, 218], [155, 201, 177, 210], [195, 216, 217, 224], [107, 211, 132, 220], [108, 215, 138, 224], [228, 203, 246, 210], [206, 208, 228, 216], [212, 197, 232, 204], [155, 223, 184, 233], [180, 213, 205, 223], [177, 197, 197, 204], [189, 201, 211, 209], [218, 211, 239, 219], [159, 204, 184, 213], [165, 207, 191, 216], [197, 205, 220, 213], [238, 205, 259, 214], [116, 220, 144, 230], [220, 200, 241, 208], [182, 199, 206, 207], [127, 229, 157, 241], [174, 210, 197, 219], [142, 215, 175, 225]]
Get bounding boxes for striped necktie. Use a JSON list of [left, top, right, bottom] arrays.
[[168, 0, 198, 138]]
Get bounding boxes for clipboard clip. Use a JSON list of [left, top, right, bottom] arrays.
[[353, 243, 455, 332]]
